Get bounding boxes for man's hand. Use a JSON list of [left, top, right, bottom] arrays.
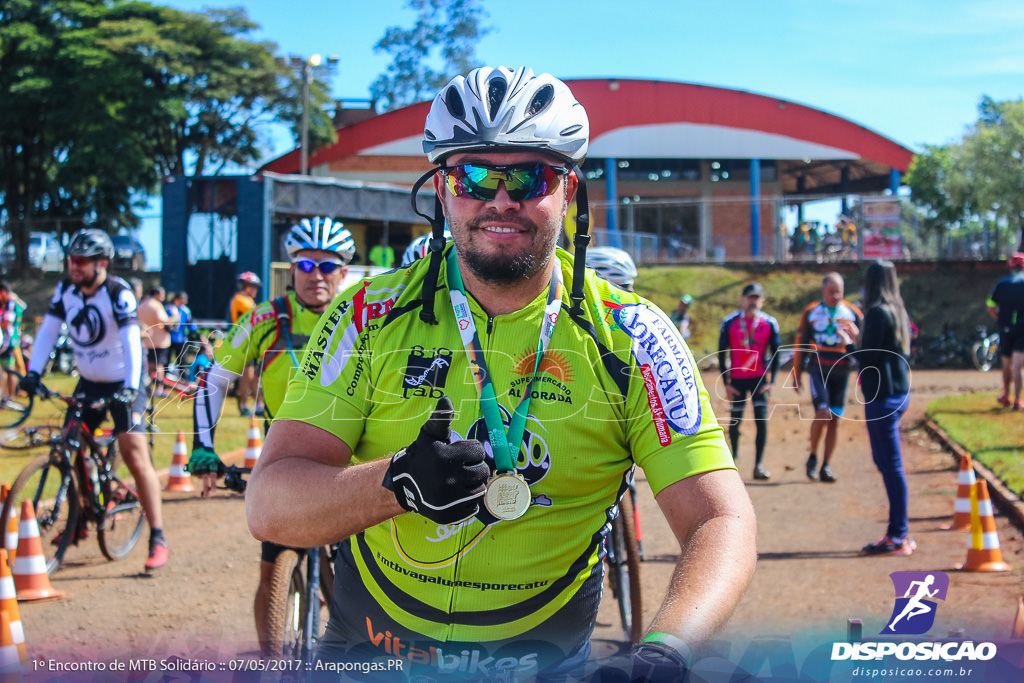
[[580, 642, 689, 682], [18, 371, 41, 397], [724, 384, 739, 400], [188, 446, 226, 498], [791, 370, 802, 393], [112, 387, 138, 406], [382, 396, 490, 524]]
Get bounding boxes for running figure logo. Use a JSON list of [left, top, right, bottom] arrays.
[[882, 571, 949, 635]]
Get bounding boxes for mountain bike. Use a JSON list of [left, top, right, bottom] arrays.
[[221, 465, 336, 665], [971, 327, 1000, 372], [605, 470, 643, 644], [0, 384, 146, 573]]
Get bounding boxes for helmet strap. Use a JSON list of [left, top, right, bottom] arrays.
[[410, 168, 445, 324], [569, 165, 590, 317]]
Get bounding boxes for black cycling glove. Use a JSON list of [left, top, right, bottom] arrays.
[[382, 396, 490, 524], [18, 371, 41, 397], [583, 642, 690, 682]]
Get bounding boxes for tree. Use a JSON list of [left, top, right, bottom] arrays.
[[906, 96, 1024, 252], [0, 1, 332, 271], [370, 0, 491, 111]]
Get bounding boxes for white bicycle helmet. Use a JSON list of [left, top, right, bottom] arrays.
[[238, 271, 262, 287], [423, 66, 589, 165], [285, 217, 356, 264], [586, 247, 639, 289], [401, 230, 453, 268]]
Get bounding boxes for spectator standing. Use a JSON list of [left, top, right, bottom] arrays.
[[671, 293, 693, 339], [791, 272, 862, 483], [0, 282, 27, 398], [229, 272, 262, 416], [838, 261, 913, 555], [368, 236, 395, 268], [166, 291, 196, 372], [986, 252, 1024, 409], [137, 285, 177, 395], [718, 283, 781, 480]]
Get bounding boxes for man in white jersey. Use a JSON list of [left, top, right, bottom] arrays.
[[21, 229, 168, 571]]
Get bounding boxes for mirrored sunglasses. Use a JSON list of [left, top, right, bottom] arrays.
[[294, 258, 344, 274], [442, 163, 569, 202]]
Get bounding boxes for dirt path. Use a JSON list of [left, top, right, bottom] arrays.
[[15, 370, 1024, 678]]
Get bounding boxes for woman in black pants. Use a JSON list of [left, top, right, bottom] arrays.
[[839, 260, 914, 556]]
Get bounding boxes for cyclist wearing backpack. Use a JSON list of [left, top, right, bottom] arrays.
[[188, 217, 354, 655], [248, 66, 755, 680]]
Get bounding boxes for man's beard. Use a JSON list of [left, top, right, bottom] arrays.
[[455, 212, 560, 286]]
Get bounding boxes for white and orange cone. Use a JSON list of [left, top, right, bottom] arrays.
[[960, 480, 1011, 572], [165, 431, 194, 492], [946, 453, 976, 531], [0, 485, 17, 563], [0, 550, 26, 665], [1011, 596, 1024, 639], [12, 501, 64, 602], [243, 417, 262, 469], [0, 611, 21, 679]]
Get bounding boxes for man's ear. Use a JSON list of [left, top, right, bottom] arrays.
[[565, 170, 579, 204], [432, 172, 449, 217]]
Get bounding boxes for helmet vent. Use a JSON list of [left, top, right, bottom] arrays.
[[486, 77, 507, 119], [527, 84, 554, 116], [444, 87, 465, 119]]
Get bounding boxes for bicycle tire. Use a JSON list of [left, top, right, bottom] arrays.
[[264, 549, 306, 659], [0, 379, 33, 429], [0, 424, 61, 450], [319, 544, 336, 606], [0, 452, 81, 574], [97, 453, 146, 562], [617, 500, 644, 644]]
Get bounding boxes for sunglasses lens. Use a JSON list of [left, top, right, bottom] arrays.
[[296, 259, 341, 274], [446, 164, 563, 201]]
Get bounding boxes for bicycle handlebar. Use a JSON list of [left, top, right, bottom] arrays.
[[222, 465, 251, 494], [36, 384, 110, 411]]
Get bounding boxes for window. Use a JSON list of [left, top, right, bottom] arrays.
[[582, 158, 701, 182], [709, 160, 777, 183]]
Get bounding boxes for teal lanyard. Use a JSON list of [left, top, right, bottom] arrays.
[[446, 249, 563, 473]]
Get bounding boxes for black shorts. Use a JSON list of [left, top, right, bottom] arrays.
[[999, 327, 1024, 356], [728, 376, 770, 410], [69, 378, 147, 435], [146, 346, 170, 372], [807, 363, 851, 416]]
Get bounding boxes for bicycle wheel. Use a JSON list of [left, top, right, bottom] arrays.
[[264, 549, 306, 659], [0, 380, 33, 429], [97, 461, 146, 561], [0, 424, 60, 450], [0, 452, 81, 574], [610, 502, 644, 644]]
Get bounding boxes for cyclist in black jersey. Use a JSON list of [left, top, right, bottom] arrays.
[[247, 66, 756, 681], [20, 229, 168, 571], [986, 252, 1024, 409]]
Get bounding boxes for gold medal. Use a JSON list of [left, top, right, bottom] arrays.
[[484, 471, 531, 521]]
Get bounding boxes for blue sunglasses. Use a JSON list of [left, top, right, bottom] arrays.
[[294, 258, 344, 274]]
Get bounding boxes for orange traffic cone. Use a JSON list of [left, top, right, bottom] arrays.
[[0, 611, 21, 678], [946, 453, 975, 531], [0, 550, 26, 664], [12, 501, 64, 601], [244, 417, 262, 469], [960, 480, 1011, 572], [0, 485, 16, 563], [164, 431, 194, 492], [1011, 596, 1024, 639]]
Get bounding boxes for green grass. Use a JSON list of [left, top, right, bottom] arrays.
[[926, 392, 1024, 497], [0, 374, 251, 487]]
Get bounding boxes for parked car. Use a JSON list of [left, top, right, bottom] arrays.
[[111, 233, 146, 271], [0, 231, 64, 272]]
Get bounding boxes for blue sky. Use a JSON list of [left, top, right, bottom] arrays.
[[143, 0, 1024, 265]]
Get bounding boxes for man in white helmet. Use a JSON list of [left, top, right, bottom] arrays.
[[188, 217, 353, 656], [249, 67, 755, 679]]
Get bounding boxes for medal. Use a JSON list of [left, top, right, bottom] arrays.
[[484, 471, 531, 521]]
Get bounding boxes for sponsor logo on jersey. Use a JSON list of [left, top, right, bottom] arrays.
[[613, 304, 701, 437], [114, 288, 137, 316], [509, 350, 573, 404], [402, 346, 454, 399], [67, 304, 106, 348]]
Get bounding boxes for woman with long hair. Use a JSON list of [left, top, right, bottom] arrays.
[[839, 260, 914, 555]]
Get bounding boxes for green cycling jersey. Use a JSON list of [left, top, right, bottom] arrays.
[[275, 246, 734, 666]]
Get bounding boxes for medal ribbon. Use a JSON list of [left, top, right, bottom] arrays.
[[446, 249, 563, 473]]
